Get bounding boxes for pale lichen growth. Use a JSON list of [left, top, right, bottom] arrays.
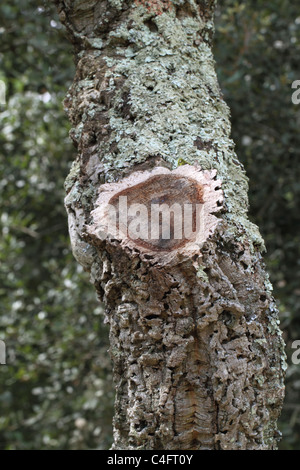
[[196, 265, 209, 282], [65, 160, 80, 193]]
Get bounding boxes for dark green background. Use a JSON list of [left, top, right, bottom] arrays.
[[0, 0, 299, 449]]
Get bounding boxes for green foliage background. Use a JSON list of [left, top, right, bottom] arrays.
[[0, 0, 299, 450]]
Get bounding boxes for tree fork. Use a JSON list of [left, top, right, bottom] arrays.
[[53, 0, 286, 450]]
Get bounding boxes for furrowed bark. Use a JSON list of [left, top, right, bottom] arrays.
[[53, 0, 286, 450]]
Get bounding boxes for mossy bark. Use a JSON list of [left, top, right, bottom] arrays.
[[54, 0, 286, 450]]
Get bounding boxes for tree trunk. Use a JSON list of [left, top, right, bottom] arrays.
[[53, 0, 286, 450]]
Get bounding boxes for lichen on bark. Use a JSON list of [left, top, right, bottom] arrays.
[[53, 0, 286, 450]]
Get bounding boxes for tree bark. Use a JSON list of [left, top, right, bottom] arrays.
[[54, 0, 286, 450]]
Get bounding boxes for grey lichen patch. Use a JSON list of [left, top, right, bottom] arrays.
[[196, 265, 209, 282], [84, 38, 104, 49], [65, 181, 82, 205], [66, 206, 96, 271], [65, 160, 81, 193], [80, 183, 97, 207]]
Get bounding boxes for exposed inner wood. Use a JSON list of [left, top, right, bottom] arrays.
[[109, 174, 204, 252]]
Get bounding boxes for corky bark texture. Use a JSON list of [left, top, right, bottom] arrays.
[[54, 0, 286, 450]]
